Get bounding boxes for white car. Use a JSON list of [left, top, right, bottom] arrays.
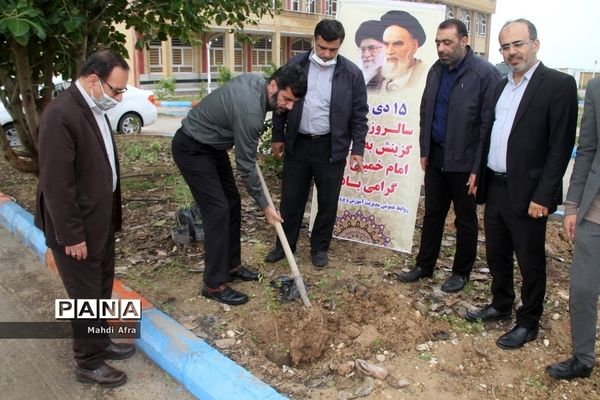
[[0, 102, 18, 147], [108, 85, 158, 135], [1, 84, 157, 147]]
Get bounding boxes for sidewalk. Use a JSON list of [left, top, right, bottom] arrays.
[[0, 196, 287, 400], [0, 225, 195, 400]]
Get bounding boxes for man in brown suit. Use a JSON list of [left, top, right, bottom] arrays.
[[35, 50, 135, 387]]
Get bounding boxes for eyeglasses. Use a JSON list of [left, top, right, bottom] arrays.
[[101, 79, 127, 95], [358, 45, 383, 54], [498, 39, 534, 54]]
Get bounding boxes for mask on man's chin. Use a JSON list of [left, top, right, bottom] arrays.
[[92, 83, 119, 111], [311, 52, 337, 67]]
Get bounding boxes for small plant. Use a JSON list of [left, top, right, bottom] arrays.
[[155, 76, 176, 100], [418, 352, 432, 362], [462, 281, 475, 295], [525, 376, 545, 390], [259, 119, 284, 174], [369, 338, 385, 352], [217, 66, 233, 83], [174, 175, 194, 211], [261, 62, 278, 79], [441, 314, 484, 334], [263, 284, 282, 313]]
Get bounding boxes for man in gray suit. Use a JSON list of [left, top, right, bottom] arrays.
[[547, 76, 600, 380]]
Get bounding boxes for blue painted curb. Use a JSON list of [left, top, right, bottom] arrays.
[[0, 200, 287, 400], [0, 201, 46, 262], [158, 100, 194, 107], [139, 309, 285, 400]]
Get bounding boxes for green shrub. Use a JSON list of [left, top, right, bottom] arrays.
[[217, 66, 233, 83], [155, 76, 176, 100], [261, 62, 278, 79]]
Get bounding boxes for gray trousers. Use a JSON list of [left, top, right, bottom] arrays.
[[570, 219, 600, 367]]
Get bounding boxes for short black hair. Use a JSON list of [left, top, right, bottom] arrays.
[[268, 64, 308, 98], [502, 18, 538, 40], [79, 49, 130, 80], [438, 18, 468, 39], [379, 10, 426, 47], [314, 19, 345, 43], [354, 20, 386, 47]]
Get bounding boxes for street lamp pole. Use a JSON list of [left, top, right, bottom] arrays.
[[206, 41, 212, 94]]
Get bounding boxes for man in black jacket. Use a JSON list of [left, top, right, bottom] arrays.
[[397, 19, 501, 292], [265, 19, 368, 268]]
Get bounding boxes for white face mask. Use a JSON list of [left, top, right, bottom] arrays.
[[311, 52, 337, 67], [92, 81, 119, 111]]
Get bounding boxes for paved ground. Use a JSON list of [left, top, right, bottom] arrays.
[[0, 225, 195, 400]]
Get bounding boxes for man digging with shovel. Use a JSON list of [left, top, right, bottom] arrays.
[[172, 65, 307, 305]]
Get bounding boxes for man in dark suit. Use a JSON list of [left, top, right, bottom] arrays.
[[547, 77, 600, 380], [466, 19, 578, 350], [264, 19, 368, 268], [35, 50, 134, 387]]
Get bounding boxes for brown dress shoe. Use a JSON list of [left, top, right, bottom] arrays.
[[75, 362, 127, 387], [105, 342, 136, 360]]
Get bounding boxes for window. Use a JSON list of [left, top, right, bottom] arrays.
[[149, 40, 163, 73], [462, 13, 471, 34], [477, 14, 487, 36], [305, 0, 315, 13], [291, 0, 299, 11], [291, 38, 311, 58], [208, 34, 225, 72], [251, 36, 272, 72], [234, 40, 244, 72], [325, 0, 337, 16], [171, 38, 194, 73]]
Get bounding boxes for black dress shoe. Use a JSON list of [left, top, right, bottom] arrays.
[[441, 274, 468, 293], [395, 265, 432, 283], [311, 251, 328, 268], [496, 325, 538, 350], [547, 357, 593, 380], [104, 342, 136, 360], [201, 285, 249, 305], [230, 266, 259, 281], [265, 247, 285, 263], [465, 304, 512, 322], [75, 363, 127, 388]]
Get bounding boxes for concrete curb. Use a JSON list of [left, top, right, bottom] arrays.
[[0, 197, 286, 400]]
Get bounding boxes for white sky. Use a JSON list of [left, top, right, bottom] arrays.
[[489, 0, 600, 71]]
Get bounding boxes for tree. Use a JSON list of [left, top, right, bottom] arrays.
[[0, 0, 281, 174]]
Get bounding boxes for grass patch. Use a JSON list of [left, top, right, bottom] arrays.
[[441, 314, 484, 334]]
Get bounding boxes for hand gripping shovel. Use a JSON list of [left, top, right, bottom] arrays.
[[255, 162, 311, 307]]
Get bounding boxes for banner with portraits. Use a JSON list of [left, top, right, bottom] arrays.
[[318, 0, 445, 253]]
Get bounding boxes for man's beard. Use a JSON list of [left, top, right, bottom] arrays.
[[381, 58, 415, 80], [269, 91, 287, 115]]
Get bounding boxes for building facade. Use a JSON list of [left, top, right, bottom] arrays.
[[122, 0, 496, 91]]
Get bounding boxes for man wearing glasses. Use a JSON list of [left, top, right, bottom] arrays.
[[466, 19, 578, 350], [354, 19, 386, 90], [35, 49, 134, 387]]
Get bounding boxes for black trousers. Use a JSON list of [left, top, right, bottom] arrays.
[[484, 171, 547, 329], [172, 131, 241, 287], [416, 143, 477, 277], [53, 228, 115, 370], [277, 134, 345, 254]]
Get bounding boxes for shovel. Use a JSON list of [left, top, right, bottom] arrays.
[[255, 162, 311, 307]]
